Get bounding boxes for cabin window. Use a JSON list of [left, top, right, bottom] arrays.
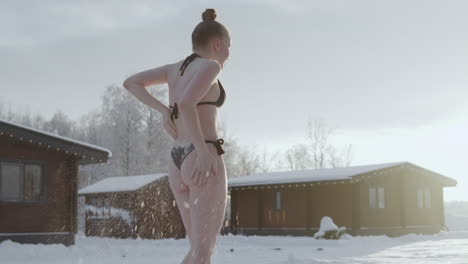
[[368, 186, 385, 209], [0, 161, 45, 202], [377, 187, 385, 208], [0, 162, 21, 201], [369, 187, 376, 208], [24, 164, 43, 201], [274, 191, 281, 210], [417, 187, 431, 209]]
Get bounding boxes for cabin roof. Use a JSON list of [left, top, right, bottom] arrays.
[[228, 161, 457, 187], [0, 118, 111, 165], [78, 173, 167, 194]]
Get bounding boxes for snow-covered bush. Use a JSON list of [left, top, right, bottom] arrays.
[[85, 204, 135, 226], [314, 216, 346, 240]]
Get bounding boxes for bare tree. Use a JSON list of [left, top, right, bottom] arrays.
[[142, 85, 172, 174], [306, 119, 331, 168], [258, 145, 282, 173], [43, 110, 75, 137], [76, 109, 101, 145], [217, 120, 279, 177], [285, 143, 313, 170], [217, 120, 243, 178], [31, 113, 46, 130], [307, 118, 353, 168], [0, 101, 5, 120], [282, 118, 353, 170], [100, 84, 147, 176]]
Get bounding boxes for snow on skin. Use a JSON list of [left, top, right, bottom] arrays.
[[1, 231, 467, 264]]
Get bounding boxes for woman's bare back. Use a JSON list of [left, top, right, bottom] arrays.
[[167, 58, 222, 141]]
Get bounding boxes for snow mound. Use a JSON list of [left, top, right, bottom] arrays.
[[314, 216, 347, 240]]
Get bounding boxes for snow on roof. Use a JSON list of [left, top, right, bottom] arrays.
[[78, 173, 167, 194], [228, 161, 408, 187], [0, 118, 112, 158]]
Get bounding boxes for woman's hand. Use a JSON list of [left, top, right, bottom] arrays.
[[162, 108, 177, 140], [191, 148, 218, 186]]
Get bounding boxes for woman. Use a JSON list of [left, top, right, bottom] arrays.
[[123, 8, 231, 264]]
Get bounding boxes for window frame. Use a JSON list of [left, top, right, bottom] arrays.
[[416, 186, 431, 209], [368, 186, 377, 209], [424, 187, 431, 209], [377, 186, 385, 209], [0, 158, 47, 204], [368, 185, 385, 210], [274, 191, 282, 211]]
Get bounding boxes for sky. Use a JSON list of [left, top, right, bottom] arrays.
[[1, 0, 467, 201]]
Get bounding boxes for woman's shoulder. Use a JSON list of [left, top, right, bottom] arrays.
[[168, 57, 221, 76], [200, 58, 221, 71]]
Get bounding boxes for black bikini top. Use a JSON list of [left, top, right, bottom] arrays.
[[169, 53, 226, 121]]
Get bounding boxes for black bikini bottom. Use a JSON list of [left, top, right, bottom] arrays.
[[170, 138, 225, 170]]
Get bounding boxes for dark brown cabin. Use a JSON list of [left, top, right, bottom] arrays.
[[228, 161, 457, 237], [0, 119, 111, 246], [78, 173, 185, 240]]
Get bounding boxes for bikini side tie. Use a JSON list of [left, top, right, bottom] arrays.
[[169, 103, 179, 121], [205, 138, 225, 155]]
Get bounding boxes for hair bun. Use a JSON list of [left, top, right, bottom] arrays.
[[202, 8, 217, 21]]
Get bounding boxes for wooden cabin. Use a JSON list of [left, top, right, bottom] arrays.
[[0, 119, 111, 246], [78, 173, 185, 240], [228, 161, 457, 237]]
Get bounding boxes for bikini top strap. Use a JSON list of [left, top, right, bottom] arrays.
[[179, 53, 201, 76]]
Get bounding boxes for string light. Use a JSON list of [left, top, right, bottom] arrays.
[[228, 163, 452, 192], [0, 129, 109, 165]]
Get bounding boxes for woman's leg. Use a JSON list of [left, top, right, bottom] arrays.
[[180, 146, 227, 264], [168, 153, 193, 264]]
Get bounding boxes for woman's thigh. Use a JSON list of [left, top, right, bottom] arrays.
[[183, 146, 228, 225]]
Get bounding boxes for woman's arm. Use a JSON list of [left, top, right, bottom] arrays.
[[122, 64, 170, 114], [178, 60, 221, 153]]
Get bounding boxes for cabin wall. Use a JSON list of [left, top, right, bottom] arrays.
[[0, 138, 76, 245], [401, 169, 444, 228], [231, 183, 354, 232], [356, 167, 444, 236], [233, 189, 259, 228], [359, 171, 402, 229], [84, 178, 185, 240], [229, 164, 450, 237], [84, 192, 136, 238], [261, 187, 307, 228], [309, 183, 353, 229], [135, 178, 185, 239]]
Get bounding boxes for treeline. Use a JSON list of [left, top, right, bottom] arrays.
[[1, 84, 353, 189]]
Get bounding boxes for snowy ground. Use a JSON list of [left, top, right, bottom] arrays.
[[1, 230, 467, 264], [2, 201, 467, 263]]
